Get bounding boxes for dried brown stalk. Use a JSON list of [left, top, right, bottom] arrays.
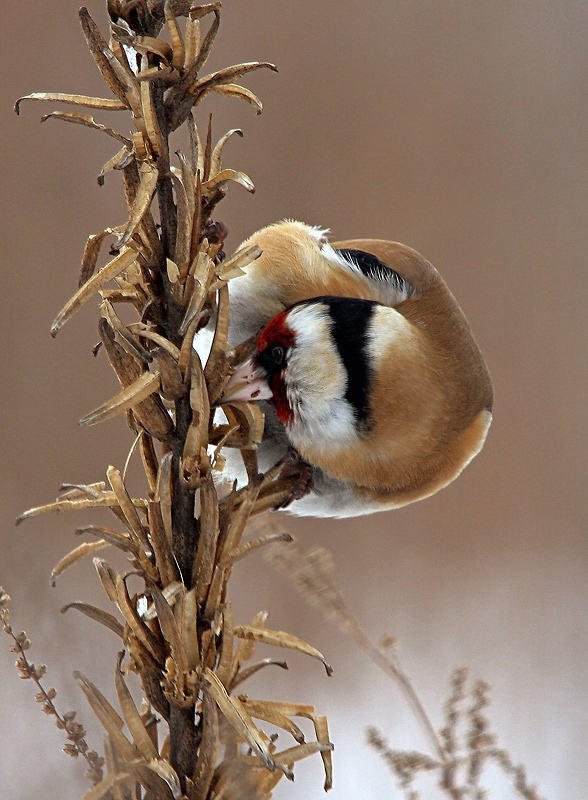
[[10, 4, 332, 798]]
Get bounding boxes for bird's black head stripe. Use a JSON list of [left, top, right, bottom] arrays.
[[335, 248, 405, 293]]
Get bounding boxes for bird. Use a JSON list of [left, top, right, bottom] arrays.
[[208, 220, 493, 518]]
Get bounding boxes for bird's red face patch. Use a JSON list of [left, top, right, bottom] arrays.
[[256, 310, 295, 354], [256, 311, 296, 425]]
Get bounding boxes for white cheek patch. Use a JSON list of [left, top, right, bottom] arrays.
[[282, 305, 360, 452]]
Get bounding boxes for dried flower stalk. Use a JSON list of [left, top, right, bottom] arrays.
[[11, 3, 331, 798]]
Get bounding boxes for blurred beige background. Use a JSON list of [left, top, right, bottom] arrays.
[[2, 1, 587, 798]]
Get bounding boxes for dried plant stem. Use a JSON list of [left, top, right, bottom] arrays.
[[346, 621, 449, 771], [13, 5, 331, 798], [0, 589, 104, 784]]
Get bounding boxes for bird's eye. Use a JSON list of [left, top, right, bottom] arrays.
[[271, 344, 287, 365]]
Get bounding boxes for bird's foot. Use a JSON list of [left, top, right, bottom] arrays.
[[273, 450, 314, 509]]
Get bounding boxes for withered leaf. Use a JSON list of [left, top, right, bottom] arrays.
[[106, 465, 151, 551], [165, 1, 185, 70], [201, 668, 287, 775], [128, 325, 181, 361], [115, 574, 166, 663], [79, 7, 129, 103], [241, 699, 305, 744], [219, 530, 293, 569], [101, 300, 153, 363], [51, 540, 111, 586], [191, 690, 218, 795], [201, 168, 255, 195], [74, 670, 140, 763], [41, 111, 132, 147], [192, 62, 278, 98], [94, 557, 119, 604], [51, 246, 138, 336], [97, 147, 134, 186], [60, 601, 124, 638], [15, 92, 128, 114], [16, 493, 147, 525], [80, 371, 162, 427], [231, 658, 288, 690], [116, 164, 158, 250], [313, 714, 333, 791], [78, 772, 132, 800], [79, 230, 116, 287], [212, 83, 263, 113], [234, 626, 333, 676], [150, 586, 188, 674], [209, 128, 243, 178], [114, 654, 159, 761]]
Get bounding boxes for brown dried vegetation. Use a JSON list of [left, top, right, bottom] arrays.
[[267, 538, 547, 800], [10, 3, 332, 798]]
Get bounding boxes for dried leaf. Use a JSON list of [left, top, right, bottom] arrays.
[[313, 714, 333, 791], [171, 172, 192, 268], [128, 326, 182, 361], [148, 501, 177, 586], [241, 699, 305, 744], [216, 603, 234, 688], [234, 626, 333, 676], [182, 588, 200, 670], [51, 246, 138, 336], [183, 16, 200, 70], [193, 476, 219, 602], [201, 168, 255, 195], [140, 65, 165, 158], [192, 62, 278, 98], [116, 164, 158, 250], [101, 299, 153, 363], [154, 347, 184, 400], [74, 670, 140, 763], [79, 7, 129, 103], [79, 230, 115, 287], [141, 760, 182, 799], [165, 0, 185, 70], [209, 128, 243, 178], [155, 452, 174, 547], [15, 92, 128, 114], [78, 772, 132, 800], [231, 658, 288, 690], [212, 83, 263, 113], [94, 557, 120, 604], [106, 465, 151, 551], [79, 371, 162, 427], [114, 654, 159, 761], [191, 689, 219, 795], [97, 147, 134, 186], [60, 601, 124, 638], [41, 111, 132, 147], [115, 574, 166, 664], [16, 493, 147, 525], [219, 530, 293, 569], [202, 668, 287, 775], [150, 586, 188, 674], [51, 540, 111, 586], [99, 319, 174, 442], [274, 740, 334, 771]]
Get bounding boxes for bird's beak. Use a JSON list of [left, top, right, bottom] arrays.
[[220, 359, 273, 404]]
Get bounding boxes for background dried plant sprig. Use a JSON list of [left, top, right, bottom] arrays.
[[266, 538, 547, 800], [10, 3, 332, 798]]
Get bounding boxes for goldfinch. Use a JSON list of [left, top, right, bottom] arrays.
[[214, 220, 493, 517]]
